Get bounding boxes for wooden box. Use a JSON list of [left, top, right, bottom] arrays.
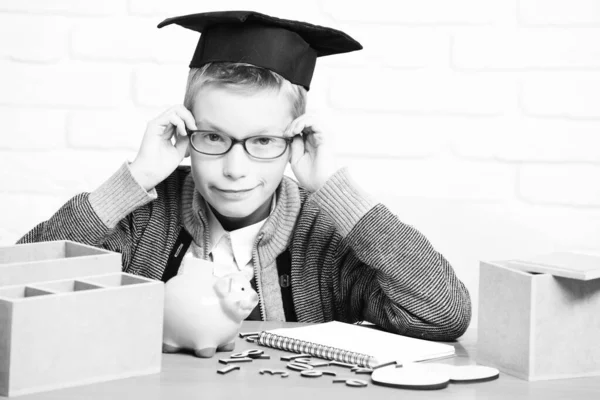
[[0, 241, 164, 397], [476, 259, 600, 381], [0, 241, 121, 287]]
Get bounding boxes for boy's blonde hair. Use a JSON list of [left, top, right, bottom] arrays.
[[183, 62, 307, 119]]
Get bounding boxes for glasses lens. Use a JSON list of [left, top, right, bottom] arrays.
[[191, 131, 231, 154], [246, 136, 288, 159]]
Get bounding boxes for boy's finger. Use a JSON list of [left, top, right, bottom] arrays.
[[167, 115, 187, 139], [158, 122, 175, 140], [289, 121, 303, 138], [174, 106, 198, 131], [289, 135, 304, 165], [286, 115, 306, 136], [291, 115, 320, 138], [284, 120, 296, 137], [174, 131, 189, 158], [155, 108, 180, 127], [305, 129, 325, 148]]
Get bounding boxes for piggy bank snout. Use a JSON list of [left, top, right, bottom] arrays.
[[240, 291, 259, 311], [214, 274, 260, 319], [231, 284, 258, 310], [227, 286, 259, 319]]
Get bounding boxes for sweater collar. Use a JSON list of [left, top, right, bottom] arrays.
[[180, 173, 301, 267]]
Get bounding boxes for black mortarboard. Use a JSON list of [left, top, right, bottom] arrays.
[[157, 10, 362, 90]]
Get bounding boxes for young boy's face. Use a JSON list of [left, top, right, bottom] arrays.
[[189, 85, 293, 220]]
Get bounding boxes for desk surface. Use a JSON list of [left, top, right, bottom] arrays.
[[10, 321, 600, 400]]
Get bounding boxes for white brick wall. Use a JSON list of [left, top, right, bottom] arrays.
[[132, 65, 188, 107], [318, 26, 450, 69], [329, 69, 514, 115], [71, 17, 197, 64], [453, 28, 600, 69], [0, 0, 123, 16], [522, 74, 600, 118], [2, 0, 600, 328], [518, 0, 600, 25], [0, 108, 67, 149], [519, 165, 600, 206], [343, 156, 518, 202], [66, 109, 155, 150], [0, 14, 68, 62], [322, 0, 512, 25], [452, 117, 600, 162], [0, 62, 130, 107]]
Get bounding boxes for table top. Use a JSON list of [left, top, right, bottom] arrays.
[[10, 321, 600, 400]]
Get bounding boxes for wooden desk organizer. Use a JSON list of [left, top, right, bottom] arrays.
[[0, 240, 122, 287], [477, 259, 600, 381], [0, 241, 164, 397]]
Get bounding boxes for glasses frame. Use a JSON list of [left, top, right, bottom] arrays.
[[187, 129, 294, 160]]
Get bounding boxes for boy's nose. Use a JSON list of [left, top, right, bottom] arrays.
[[222, 143, 250, 179]]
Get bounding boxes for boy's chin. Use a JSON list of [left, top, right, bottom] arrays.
[[212, 204, 259, 220], [216, 209, 253, 220]]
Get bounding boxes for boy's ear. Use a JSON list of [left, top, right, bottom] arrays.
[[214, 277, 232, 297]]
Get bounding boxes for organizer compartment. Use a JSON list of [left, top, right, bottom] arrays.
[[0, 286, 54, 300], [34, 279, 103, 293], [64, 241, 111, 258], [84, 273, 148, 287], [0, 241, 66, 264], [0, 241, 121, 287]]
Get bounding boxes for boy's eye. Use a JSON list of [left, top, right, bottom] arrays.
[[201, 132, 225, 142], [251, 136, 274, 146]]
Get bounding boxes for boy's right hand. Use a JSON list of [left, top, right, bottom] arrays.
[[129, 105, 197, 191]]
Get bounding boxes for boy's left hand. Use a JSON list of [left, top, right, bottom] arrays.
[[287, 115, 338, 193]]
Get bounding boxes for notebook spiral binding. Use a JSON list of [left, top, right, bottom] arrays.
[[257, 331, 376, 368]]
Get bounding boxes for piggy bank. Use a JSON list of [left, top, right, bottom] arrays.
[[161, 258, 259, 358]]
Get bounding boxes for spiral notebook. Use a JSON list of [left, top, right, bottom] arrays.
[[257, 321, 455, 368]]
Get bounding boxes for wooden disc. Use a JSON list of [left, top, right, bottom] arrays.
[[371, 364, 449, 390], [418, 363, 454, 375], [448, 365, 499, 383]]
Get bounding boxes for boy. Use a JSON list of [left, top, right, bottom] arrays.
[[18, 11, 471, 340]]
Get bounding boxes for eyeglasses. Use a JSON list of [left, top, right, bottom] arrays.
[[187, 130, 293, 160]]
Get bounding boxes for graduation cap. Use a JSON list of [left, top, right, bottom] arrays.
[[157, 10, 362, 90]]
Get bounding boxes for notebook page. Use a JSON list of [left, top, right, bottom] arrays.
[[266, 321, 455, 364]]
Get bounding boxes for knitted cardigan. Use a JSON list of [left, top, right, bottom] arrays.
[[18, 163, 472, 341]]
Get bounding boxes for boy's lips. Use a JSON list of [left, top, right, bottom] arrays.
[[215, 187, 255, 193], [213, 186, 257, 199]]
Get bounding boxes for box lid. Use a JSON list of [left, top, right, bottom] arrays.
[[506, 251, 600, 281]]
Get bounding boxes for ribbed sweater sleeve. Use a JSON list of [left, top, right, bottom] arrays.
[[89, 162, 157, 228], [309, 168, 471, 341], [16, 162, 157, 269], [309, 167, 375, 237]]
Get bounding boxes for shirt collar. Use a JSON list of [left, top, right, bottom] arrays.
[[207, 194, 277, 268]]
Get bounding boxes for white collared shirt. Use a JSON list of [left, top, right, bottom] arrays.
[[179, 195, 275, 279], [205, 206, 266, 280]]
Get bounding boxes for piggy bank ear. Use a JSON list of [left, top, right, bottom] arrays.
[[214, 277, 232, 298]]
